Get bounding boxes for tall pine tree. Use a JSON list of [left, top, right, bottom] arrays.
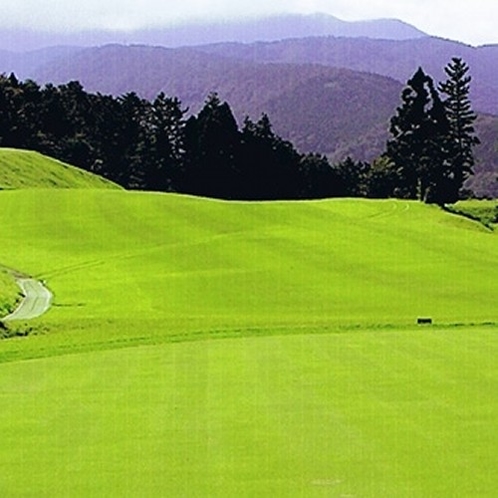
[[439, 57, 479, 203]]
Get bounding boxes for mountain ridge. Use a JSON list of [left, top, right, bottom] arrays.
[[0, 12, 427, 52]]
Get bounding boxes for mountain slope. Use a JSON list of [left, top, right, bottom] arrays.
[[0, 46, 82, 80], [31, 44, 403, 155], [198, 36, 498, 115], [0, 148, 120, 189], [123, 13, 427, 46]]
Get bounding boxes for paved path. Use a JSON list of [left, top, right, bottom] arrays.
[[4, 278, 52, 321]]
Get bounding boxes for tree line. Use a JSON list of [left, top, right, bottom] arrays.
[[0, 57, 479, 204]]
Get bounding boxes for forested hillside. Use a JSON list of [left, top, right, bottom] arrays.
[[0, 61, 485, 203], [16, 42, 495, 198], [198, 36, 498, 115], [0, 33, 496, 198], [27, 44, 403, 156]]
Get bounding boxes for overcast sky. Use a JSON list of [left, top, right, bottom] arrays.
[[2, 0, 497, 46]]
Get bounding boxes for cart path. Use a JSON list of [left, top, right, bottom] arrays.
[[4, 278, 52, 321]]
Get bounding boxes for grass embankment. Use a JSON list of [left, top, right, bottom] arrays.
[[448, 199, 498, 229], [0, 269, 19, 319], [0, 148, 120, 189], [0, 190, 496, 496]]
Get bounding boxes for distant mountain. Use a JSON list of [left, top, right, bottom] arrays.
[[0, 46, 82, 79], [0, 13, 427, 52], [29, 44, 402, 156], [197, 36, 498, 115], [120, 13, 427, 47], [469, 115, 498, 198], [9, 42, 495, 197]]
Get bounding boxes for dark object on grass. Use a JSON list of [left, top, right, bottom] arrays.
[[417, 317, 433, 325]]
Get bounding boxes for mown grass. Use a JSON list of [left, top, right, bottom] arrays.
[[0, 327, 496, 496], [0, 189, 497, 496], [1, 191, 497, 338], [0, 148, 120, 189]]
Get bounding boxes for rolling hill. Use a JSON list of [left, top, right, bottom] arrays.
[[2, 190, 498, 339], [0, 269, 19, 319], [0, 148, 120, 190], [0, 148, 119, 320], [0, 189, 497, 495]]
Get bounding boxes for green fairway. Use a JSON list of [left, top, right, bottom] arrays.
[[0, 328, 496, 496], [0, 189, 497, 496], [1, 191, 497, 341], [0, 148, 120, 190]]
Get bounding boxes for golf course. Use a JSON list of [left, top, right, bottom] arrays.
[[0, 150, 497, 496]]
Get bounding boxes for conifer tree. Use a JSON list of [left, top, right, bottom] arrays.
[[439, 57, 479, 203], [183, 93, 241, 198], [239, 114, 301, 199], [386, 67, 450, 203]]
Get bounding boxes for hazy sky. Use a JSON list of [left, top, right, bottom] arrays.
[[2, 0, 497, 46]]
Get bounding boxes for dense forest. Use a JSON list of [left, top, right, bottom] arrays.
[[0, 58, 480, 203]]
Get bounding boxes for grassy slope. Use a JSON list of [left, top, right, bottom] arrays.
[[0, 148, 120, 189], [0, 191, 497, 496], [0, 269, 19, 317], [0, 148, 119, 316], [449, 199, 498, 228]]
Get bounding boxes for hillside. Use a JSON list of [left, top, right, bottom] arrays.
[[0, 191, 497, 345], [28, 44, 403, 156], [2, 36, 497, 197], [469, 114, 498, 198], [198, 36, 498, 116], [0, 269, 19, 319], [0, 148, 120, 189], [0, 191, 497, 495], [0, 46, 81, 80], [26, 43, 498, 197]]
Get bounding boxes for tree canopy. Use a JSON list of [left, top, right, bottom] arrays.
[[0, 59, 480, 203]]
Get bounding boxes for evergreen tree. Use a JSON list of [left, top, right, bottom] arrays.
[[114, 92, 151, 188], [331, 156, 370, 197], [439, 57, 480, 203], [239, 114, 301, 199], [0, 74, 25, 148], [298, 153, 343, 199], [386, 67, 450, 203], [139, 93, 186, 191], [366, 156, 400, 198], [183, 93, 241, 198]]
